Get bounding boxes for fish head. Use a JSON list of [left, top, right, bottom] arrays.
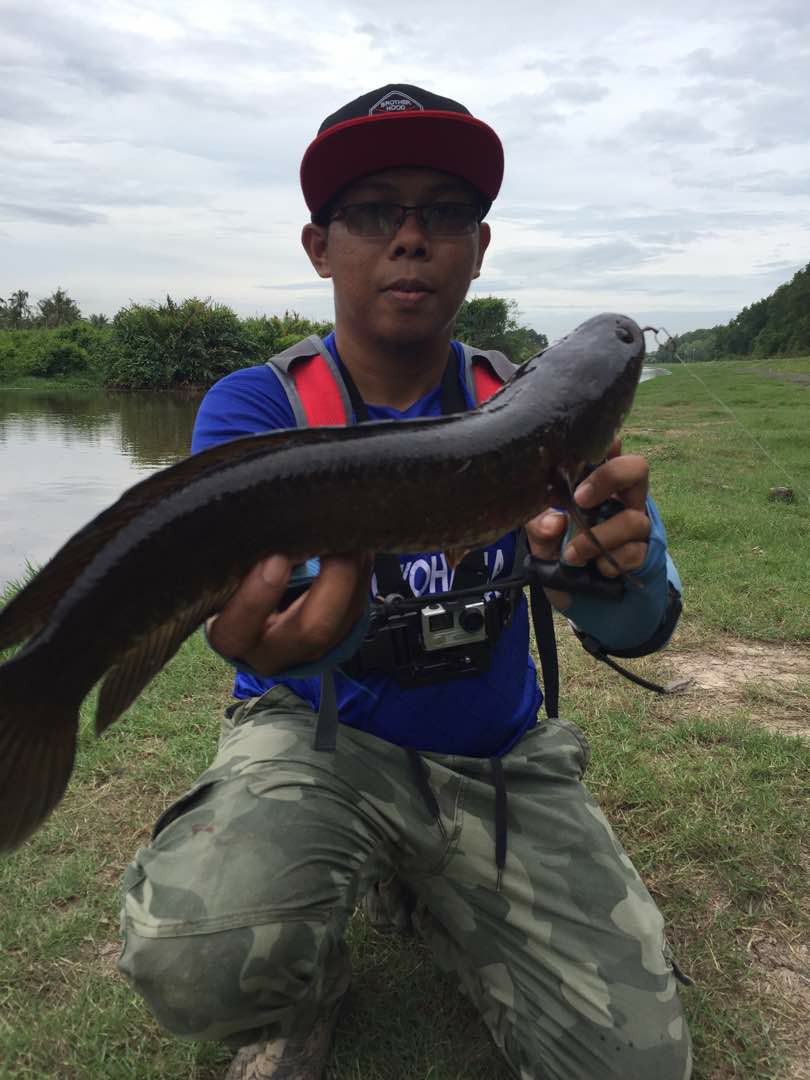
[[529, 312, 647, 472]]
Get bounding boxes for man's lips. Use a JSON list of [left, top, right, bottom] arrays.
[[382, 280, 434, 302]]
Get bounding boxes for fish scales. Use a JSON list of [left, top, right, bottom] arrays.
[[0, 312, 645, 850]]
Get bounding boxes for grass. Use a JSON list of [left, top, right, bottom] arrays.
[[1, 358, 809, 1079]]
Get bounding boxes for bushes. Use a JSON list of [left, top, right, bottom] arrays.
[[0, 323, 114, 383], [0, 300, 336, 389], [242, 311, 335, 360], [107, 297, 252, 388], [0, 293, 552, 389], [105, 299, 336, 388]]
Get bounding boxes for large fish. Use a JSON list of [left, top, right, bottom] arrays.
[[0, 313, 645, 850]]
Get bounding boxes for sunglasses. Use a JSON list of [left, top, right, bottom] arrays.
[[328, 201, 483, 238]]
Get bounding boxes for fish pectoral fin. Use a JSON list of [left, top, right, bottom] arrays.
[[95, 585, 235, 735]]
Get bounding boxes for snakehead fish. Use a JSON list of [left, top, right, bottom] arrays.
[[0, 312, 645, 850]]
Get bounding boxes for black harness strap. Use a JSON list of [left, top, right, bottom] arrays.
[[531, 586, 559, 719]]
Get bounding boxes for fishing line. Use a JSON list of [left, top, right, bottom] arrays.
[[642, 327, 810, 506]]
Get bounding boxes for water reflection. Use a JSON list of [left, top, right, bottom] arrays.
[[0, 388, 203, 587]]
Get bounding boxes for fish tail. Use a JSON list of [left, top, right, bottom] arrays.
[[0, 651, 79, 851]]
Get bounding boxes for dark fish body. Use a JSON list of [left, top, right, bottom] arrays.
[[0, 313, 645, 849]]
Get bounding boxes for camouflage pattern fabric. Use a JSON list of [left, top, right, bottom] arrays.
[[119, 685, 692, 1079]]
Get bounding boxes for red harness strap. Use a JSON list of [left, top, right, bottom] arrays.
[[288, 351, 504, 425], [471, 357, 505, 404], [288, 354, 350, 425]]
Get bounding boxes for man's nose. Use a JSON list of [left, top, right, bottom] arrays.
[[390, 210, 431, 255]]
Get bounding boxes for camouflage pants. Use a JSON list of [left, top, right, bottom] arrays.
[[119, 685, 692, 1079]]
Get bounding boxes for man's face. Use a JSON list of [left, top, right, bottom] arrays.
[[302, 168, 491, 349]]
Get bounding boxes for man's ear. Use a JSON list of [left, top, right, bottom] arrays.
[[301, 223, 332, 279], [472, 222, 491, 281]]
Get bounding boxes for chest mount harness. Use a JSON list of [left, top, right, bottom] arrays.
[[264, 336, 679, 889]]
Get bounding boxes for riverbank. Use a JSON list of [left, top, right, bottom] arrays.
[[1, 357, 808, 1078]]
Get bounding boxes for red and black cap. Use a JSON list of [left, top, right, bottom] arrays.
[[301, 84, 504, 221]]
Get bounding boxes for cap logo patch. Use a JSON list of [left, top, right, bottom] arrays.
[[369, 90, 424, 114]]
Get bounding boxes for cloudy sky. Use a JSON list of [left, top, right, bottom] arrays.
[[1, 0, 808, 341]]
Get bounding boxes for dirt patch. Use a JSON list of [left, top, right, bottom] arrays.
[[749, 935, 810, 1079], [662, 639, 810, 737], [625, 421, 734, 438], [752, 370, 810, 388]]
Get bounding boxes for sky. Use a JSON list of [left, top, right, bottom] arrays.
[[1, 0, 808, 342]]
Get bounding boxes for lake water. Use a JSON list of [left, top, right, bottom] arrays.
[[0, 388, 203, 588], [0, 368, 667, 589]]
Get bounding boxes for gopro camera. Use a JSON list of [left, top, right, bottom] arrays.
[[420, 600, 488, 651]]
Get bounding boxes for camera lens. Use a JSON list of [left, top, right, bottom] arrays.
[[459, 608, 484, 633]]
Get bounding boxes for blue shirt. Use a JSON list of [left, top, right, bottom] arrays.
[[192, 334, 679, 757]]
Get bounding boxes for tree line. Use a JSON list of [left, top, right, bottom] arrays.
[[0, 290, 547, 388], [656, 261, 810, 363]]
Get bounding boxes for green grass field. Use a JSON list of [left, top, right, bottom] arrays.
[[1, 358, 808, 1079]]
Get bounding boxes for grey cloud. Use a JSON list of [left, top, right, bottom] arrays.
[[733, 92, 810, 151], [489, 93, 567, 133], [356, 21, 416, 49], [684, 37, 807, 90], [0, 202, 107, 226], [1, 3, 309, 125], [491, 203, 789, 244], [678, 79, 753, 104], [741, 172, 810, 196], [678, 169, 810, 196], [684, 44, 760, 82], [486, 238, 668, 287], [0, 84, 64, 124], [765, 0, 810, 28], [256, 282, 331, 291], [617, 109, 718, 147], [545, 79, 610, 104], [753, 259, 799, 273], [537, 51, 621, 78]]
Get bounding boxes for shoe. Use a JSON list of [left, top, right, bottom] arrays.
[[224, 994, 345, 1080]]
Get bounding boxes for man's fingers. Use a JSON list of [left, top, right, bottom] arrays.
[[574, 454, 649, 512], [526, 509, 568, 560], [290, 552, 373, 651], [207, 555, 293, 659], [562, 509, 650, 567], [594, 542, 648, 578], [243, 552, 372, 674], [606, 437, 622, 460]]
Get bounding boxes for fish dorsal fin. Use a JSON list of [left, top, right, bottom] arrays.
[[95, 584, 236, 735], [0, 425, 327, 652]]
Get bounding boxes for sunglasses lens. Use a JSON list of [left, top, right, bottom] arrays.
[[340, 204, 401, 236], [423, 204, 480, 235], [335, 202, 481, 237]]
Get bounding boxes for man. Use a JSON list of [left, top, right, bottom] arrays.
[[119, 85, 692, 1080]]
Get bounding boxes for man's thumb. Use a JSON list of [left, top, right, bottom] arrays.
[[526, 509, 568, 561]]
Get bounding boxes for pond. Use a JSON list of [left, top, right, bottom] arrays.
[[0, 369, 668, 590], [0, 388, 203, 589]]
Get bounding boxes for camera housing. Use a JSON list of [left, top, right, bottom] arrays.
[[420, 600, 487, 651]]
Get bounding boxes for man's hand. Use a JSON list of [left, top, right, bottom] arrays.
[[525, 440, 651, 610], [206, 552, 373, 676]]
